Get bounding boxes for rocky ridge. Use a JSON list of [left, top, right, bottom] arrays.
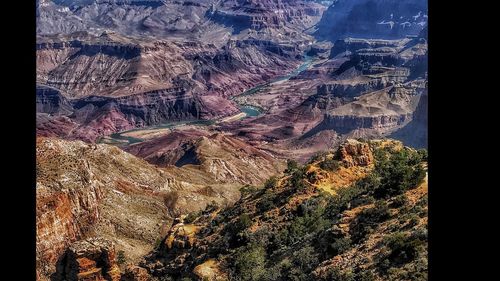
[[139, 139, 428, 280]]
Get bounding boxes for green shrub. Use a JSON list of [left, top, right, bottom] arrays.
[[417, 149, 428, 161], [391, 194, 408, 208], [309, 151, 329, 163], [285, 159, 299, 174], [407, 214, 420, 227], [319, 158, 341, 171], [264, 176, 279, 189], [357, 271, 376, 281], [257, 191, 277, 212], [416, 195, 428, 207], [235, 214, 252, 232], [290, 168, 307, 191], [233, 243, 267, 281], [373, 149, 426, 198], [240, 185, 258, 197], [184, 211, 201, 224], [350, 201, 390, 242], [205, 201, 219, 212], [307, 170, 319, 183], [117, 250, 126, 265], [326, 183, 368, 216], [383, 232, 426, 266], [154, 238, 163, 249], [292, 246, 319, 272], [329, 237, 351, 256], [323, 267, 355, 281], [285, 196, 332, 244]]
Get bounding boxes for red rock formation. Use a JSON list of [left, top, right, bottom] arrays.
[[36, 170, 102, 280], [337, 139, 374, 167], [36, 137, 174, 280], [61, 238, 121, 281]]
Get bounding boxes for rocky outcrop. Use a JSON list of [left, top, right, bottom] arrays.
[[316, 70, 408, 99], [122, 266, 151, 281], [330, 37, 427, 72], [160, 219, 199, 254], [37, 162, 103, 280], [124, 129, 209, 166], [337, 139, 374, 167], [36, 0, 89, 35], [330, 38, 405, 58], [315, 0, 428, 41], [193, 259, 227, 281], [54, 238, 121, 281], [307, 41, 332, 58], [73, 90, 211, 124]]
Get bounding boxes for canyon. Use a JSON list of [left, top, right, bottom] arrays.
[[36, 135, 282, 280], [36, 1, 427, 280]]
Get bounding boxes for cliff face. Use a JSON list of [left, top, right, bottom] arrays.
[[320, 113, 413, 134], [298, 36, 426, 141], [37, 33, 301, 100], [53, 238, 121, 281], [36, 137, 179, 280], [36, 135, 284, 280], [210, 0, 325, 31], [36, 86, 239, 142], [36, 181, 102, 280], [36, 85, 73, 115], [315, 0, 428, 41], [310, 82, 423, 137], [390, 87, 428, 148], [37, 38, 195, 99]]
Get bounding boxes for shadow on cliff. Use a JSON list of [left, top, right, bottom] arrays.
[[390, 90, 427, 149], [389, 119, 427, 149], [300, 118, 350, 140], [50, 249, 77, 281], [174, 145, 202, 167]]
